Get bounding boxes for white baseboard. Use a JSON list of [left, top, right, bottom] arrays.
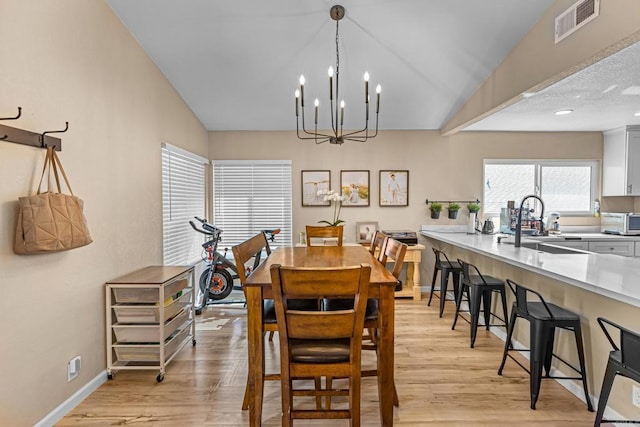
[[35, 370, 107, 427]]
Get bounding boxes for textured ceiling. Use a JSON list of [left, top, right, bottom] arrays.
[[106, 0, 554, 132], [466, 40, 640, 132]]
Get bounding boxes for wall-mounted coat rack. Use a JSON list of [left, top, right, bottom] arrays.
[[0, 107, 67, 151], [425, 198, 480, 205]]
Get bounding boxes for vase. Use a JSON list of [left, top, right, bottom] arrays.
[[430, 210, 440, 219], [448, 210, 458, 220]]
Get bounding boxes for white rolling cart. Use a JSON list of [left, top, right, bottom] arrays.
[[106, 265, 196, 382]]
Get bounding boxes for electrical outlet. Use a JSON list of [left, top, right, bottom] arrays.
[[633, 384, 640, 408], [67, 356, 81, 382]]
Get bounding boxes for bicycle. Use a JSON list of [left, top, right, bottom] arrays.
[[189, 217, 280, 314]]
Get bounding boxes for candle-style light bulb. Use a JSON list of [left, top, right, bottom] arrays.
[[364, 71, 369, 103], [299, 75, 305, 107], [376, 84, 381, 113], [340, 100, 345, 126], [295, 89, 300, 116], [314, 98, 319, 124], [328, 66, 334, 101]]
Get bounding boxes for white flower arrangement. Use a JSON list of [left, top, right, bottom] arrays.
[[317, 189, 347, 226]]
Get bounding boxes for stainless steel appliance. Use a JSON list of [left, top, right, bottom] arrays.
[[601, 212, 640, 235]]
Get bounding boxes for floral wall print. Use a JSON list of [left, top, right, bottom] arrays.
[[380, 170, 408, 206]]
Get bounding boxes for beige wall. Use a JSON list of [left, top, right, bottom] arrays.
[[422, 236, 640, 419], [209, 130, 604, 242], [0, 1, 208, 425], [444, 0, 640, 134]]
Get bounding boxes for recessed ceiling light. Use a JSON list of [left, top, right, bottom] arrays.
[[635, 112, 640, 117], [555, 109, 573, 115]]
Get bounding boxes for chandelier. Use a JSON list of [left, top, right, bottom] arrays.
[[294, 5, 381, 145]]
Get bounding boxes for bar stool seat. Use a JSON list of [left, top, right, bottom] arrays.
[[498, 279, 594, 412], [451, 259, 509, 348], [428, 248, 462, 317]]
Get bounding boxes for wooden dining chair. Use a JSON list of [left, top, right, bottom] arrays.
[[232, 232, 278, 410], [270, 263, 371, 426], [305, 225, 344, 246], [322, 237, 406, 408], [368, 230, 387, 255]]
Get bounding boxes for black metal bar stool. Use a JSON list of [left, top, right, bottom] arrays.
[[594, 317, 640, 426], [451, 259, 509, 348], [498, 279, 594, 412], [427, 248, 462, 317]]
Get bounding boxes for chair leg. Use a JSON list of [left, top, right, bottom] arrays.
[[498, 310, 518, 375], [452, 271, 461, 306], [282, 376, 292, 427], [351, 373, 361, 427], [268, 331, 275, 341], [594, 362, 618, 426], [326, 376, 332, 409], [482, 289, 493, 330], [438, 269, 449, 318], [573, 323, 594, 411], [315, 377, 323, 410], [469, 286, 482, 348], [451, 283, 465, 330], [543, 327, 556, 377], [428, 267, 439, 306], [500, 288, 509, 331], [530, 322, 548, 410], [242, 376, 250, 410], [393, 382, 399, 407]]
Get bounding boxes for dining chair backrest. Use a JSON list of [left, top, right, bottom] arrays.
[[369, 231, 387, 255], [379, 238, 408, 279], [457, 258, 492, 286], [432, 247, 454, 265], [305, 225, 344, 246], [232, 232, 271, 284], [598, 317, 640, 372]]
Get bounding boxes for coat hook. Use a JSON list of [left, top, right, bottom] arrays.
[[41, 121, 69, 148], [0, 107, 22, 140]]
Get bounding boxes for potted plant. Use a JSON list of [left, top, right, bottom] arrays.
[[467, 202, 481, 214], [429, 201, 442, 219], [447, 202, 460, 219]]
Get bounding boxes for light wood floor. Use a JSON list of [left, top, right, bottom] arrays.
[[60, 296, 598, 426]]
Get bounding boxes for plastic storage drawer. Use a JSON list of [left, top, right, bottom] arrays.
[[113, 327, 190, 362], [112, 309, 189, 343], [112, 290, 191, 324], [112, 274, 189, 303]]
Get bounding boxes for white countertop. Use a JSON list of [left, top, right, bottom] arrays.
[[420, 231, 640, 308]]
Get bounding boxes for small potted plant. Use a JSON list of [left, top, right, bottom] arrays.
[[447, 202, 460, 219], [467, 202, 481, 214], [429, 201, 442, 219]]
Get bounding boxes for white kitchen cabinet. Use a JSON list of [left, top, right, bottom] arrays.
[[588, 241, 635, 257], [603, 126, 640, 196]]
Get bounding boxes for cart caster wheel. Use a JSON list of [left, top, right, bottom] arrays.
[[192, 339, 197, 346], [156, 374, 164, 383], [107, 373, 114, 380], [195, 308, 202, 315]]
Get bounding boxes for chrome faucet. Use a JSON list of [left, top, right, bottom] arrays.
[[514, 194, 545, 247]]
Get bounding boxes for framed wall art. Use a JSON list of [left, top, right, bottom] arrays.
[[301, 170, 330, 206], [356, 221, 379, 244], [340, 170, 370, 207], [379, 170, 408, 206]]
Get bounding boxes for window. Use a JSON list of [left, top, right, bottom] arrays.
[[213, 160, 292, 248], [483, 160, 598, 216], [162, 143, 208, 265]]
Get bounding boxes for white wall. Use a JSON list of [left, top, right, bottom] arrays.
[[0, 1, 208, 425]]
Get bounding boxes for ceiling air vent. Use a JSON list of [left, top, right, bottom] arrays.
[[555, 0, 599, 44]]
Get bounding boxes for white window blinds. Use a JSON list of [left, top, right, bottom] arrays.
[[213, 160, 292, 248], [162, 143, 208, 265]]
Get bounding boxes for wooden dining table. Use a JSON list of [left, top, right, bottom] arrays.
[[243, 245, 398, 426]]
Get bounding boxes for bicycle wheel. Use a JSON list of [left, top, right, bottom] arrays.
[[199, 267, 234, 301]]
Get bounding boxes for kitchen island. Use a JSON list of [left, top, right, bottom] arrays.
[[420, 231, 640, 421]]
